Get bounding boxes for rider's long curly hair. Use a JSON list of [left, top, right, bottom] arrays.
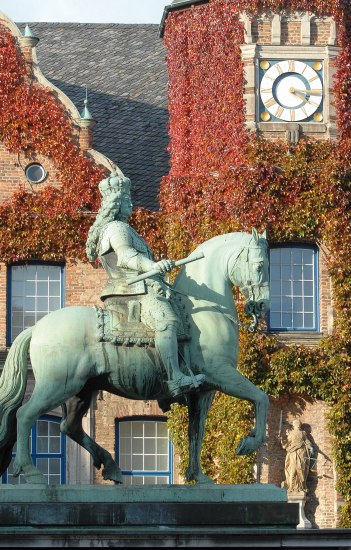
[[86, 195, 122, 261]]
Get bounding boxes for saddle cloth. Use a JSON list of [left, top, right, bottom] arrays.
[[94, 294, 190, 346]]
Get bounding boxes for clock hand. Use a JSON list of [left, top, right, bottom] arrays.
[[290, 87, 321, 107], [290, 87, 322, 96], [290, 89, 308, 101], [295, 89, 322, 96]]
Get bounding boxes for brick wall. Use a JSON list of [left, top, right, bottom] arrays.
[[0, 143, 61, 201], [281, 20, 301, 46], [93, 393, 178, 484], [258, 395, 337, 528], [252, 20, 272, 44], [65, 260, 104, 308], [311, 19, 335, 46], [0, 263, 6, 349], [319, 245, 333, 335], [250, 15, 335, 47]]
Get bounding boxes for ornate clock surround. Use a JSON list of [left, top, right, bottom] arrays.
[[258, 58, 324, 123], [240, 12, 339, 143]]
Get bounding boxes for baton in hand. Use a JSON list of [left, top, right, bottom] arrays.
[[127, 251, 204, 285]]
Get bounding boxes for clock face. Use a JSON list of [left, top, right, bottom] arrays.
[[259, 60, 323, 122]]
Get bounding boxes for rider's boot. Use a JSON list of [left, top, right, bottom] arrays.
[[155, 322, 205, 398]]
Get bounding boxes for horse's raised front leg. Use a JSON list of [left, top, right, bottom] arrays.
[[61, 392, 122, 484], [186, 390, 216, 484], [207, 365, 269, 455]]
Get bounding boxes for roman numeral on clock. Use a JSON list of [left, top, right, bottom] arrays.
[[264, 97, 276, 108]]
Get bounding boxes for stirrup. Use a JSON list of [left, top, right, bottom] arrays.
[[167, 373, 205, 398]]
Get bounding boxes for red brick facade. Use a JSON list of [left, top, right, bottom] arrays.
[[259, 395, 337, 528], [0, 10, 340, 527]]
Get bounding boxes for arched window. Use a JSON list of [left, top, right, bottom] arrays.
[[8, 263, 64, 344], [115, 418, 173, 485], [1, 415, 66, 485], [269, 245, 319, 331]]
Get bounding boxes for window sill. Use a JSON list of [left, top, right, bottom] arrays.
[[267, 331, 323, 347]]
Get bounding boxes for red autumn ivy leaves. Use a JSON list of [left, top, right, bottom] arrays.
[[0, 27, 105, 261], [162, 0, 351, 518]]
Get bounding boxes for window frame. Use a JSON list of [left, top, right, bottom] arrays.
[[7, 261, 65, 346], [115, 416, 173, 485], [268, 244, 319, 332], [1, 414, 66, 485]]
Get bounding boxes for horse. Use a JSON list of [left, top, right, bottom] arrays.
[[0, 229, 270, 485]]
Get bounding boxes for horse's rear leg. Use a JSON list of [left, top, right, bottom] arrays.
[[13, 395, 50, 484], [61, 392, 122, 484], [14, 377, 88, 484], [186, 390, 215, 484]]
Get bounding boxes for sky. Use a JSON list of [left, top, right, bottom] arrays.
[[0, 0, 169, 24]]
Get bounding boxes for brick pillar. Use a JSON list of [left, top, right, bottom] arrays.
[[0, 263, 7, 349], [77, 120, 96, 151], [19, 36, 39, 77]]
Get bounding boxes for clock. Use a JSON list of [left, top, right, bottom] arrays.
[[259, 60, 324, 123]]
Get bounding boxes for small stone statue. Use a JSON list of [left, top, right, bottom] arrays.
[[279, 419, 313, 494]]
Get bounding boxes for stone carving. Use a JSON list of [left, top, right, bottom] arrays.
[[280, 419, 313, 494], [0, 173, 270, 485]]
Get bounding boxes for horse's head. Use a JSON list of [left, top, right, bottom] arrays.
[[228, 229, 270, 324]]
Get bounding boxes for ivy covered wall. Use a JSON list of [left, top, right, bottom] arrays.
[[161, 0, 351, 526], [0, 1, 351, 525]]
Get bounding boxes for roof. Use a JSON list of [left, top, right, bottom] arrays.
[[19, 23, 169, 211]]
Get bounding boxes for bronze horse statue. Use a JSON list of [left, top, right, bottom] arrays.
[[0, 229, 269, 484]]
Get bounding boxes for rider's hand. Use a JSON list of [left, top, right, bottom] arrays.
[[155, 259, 175, 274]]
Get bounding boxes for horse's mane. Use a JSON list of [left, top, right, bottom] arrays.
[[188, 231, 257, 258]]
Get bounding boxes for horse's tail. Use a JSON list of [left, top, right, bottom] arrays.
[[0, 327, 33, 474]]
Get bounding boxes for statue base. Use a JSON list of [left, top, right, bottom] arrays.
[[0, 484, 350, 547], [0, 483, 298, 529], [287, 491, 312, 529]]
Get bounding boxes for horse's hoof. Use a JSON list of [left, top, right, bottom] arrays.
[[185, 470, 214, 485], [93, 460, 102, 470], [196, 474, 215, 485], [102, 463, 123, 484], [21, 464, 46, 484], [12, 460, 22, 477], [235, 436, 261, 455]]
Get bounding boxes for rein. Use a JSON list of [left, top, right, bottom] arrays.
[[165, 283, 259, 333], [166, 239, 268, 334]]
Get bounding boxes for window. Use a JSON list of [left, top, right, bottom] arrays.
[[116, 418, 173, 485], [25, 163, 47, 184], [2, 415, 66, 485], [269, 246, 318, 331], [8, 264, 64, 344]]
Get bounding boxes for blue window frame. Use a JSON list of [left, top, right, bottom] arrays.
[[7, 263, 65, 345], [115, 417, 173, 485], [269, 245, 319, 331], [1, 415, 66, 485]]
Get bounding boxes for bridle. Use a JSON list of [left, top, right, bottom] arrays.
[[228, 243, 269, 332], [167, 241, 268, 333]]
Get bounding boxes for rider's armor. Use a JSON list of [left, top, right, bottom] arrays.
[[99, 220, 204, 397]]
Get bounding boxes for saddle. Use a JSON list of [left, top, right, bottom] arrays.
[[94, 294, 190, 346]]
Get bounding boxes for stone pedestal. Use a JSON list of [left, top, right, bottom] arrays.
[[0, 485, 350, 546], [288, 491, 312, 529], [0, 483, 298, 528]]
